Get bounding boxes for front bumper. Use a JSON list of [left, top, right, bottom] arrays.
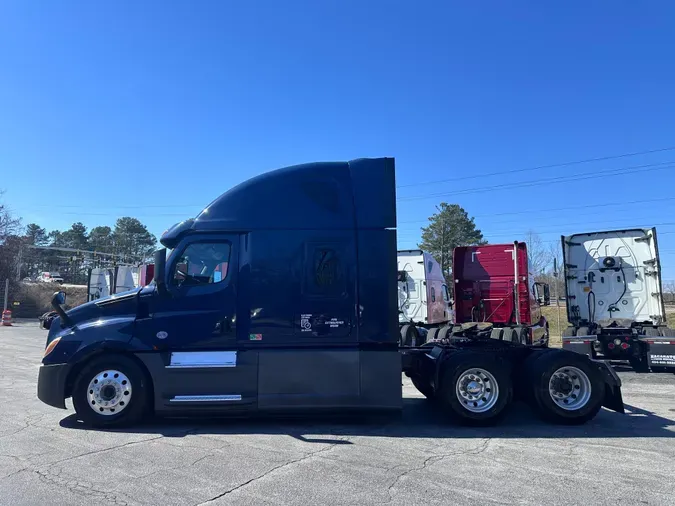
[[37, 363, 70, 409]]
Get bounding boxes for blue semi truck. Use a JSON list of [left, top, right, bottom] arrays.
[[37, 158, 624, 427]]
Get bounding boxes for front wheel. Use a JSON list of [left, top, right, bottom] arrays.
[[438, 352, 513, 426], [525, 350, 604, 425], [72, 354, 151, 428]]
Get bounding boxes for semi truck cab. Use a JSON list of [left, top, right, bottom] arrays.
[[397, 249, 453, 346], [561, 228, 675, 371], [37, 158, 623, 427], [450, 242, 550, 345], [38, 158, 402, 425]]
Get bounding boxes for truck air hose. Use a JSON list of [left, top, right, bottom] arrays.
[[609, 264, 628, 312]]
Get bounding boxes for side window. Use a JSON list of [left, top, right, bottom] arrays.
[[431, 287, 436, 302], [172, 242, 230, 286], [442, 285, 450, 302]]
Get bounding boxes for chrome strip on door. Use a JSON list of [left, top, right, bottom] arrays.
[[170, 394, 242, 402], [167, 351, 237, 369]]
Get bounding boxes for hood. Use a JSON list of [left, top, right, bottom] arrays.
[[48, 288, 140, 339]]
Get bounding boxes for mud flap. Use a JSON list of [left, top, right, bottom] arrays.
[[643, 338, 675, 369], [591, 359, 625, 414], [562, 335, 597, 358]]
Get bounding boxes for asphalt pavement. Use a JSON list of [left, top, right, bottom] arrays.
[[1, 321, 675, 505]]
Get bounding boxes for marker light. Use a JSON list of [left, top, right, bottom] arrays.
[[44, 337, 61, 357]]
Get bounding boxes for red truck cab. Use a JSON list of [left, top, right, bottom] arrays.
[[453, 242, 549, 345]]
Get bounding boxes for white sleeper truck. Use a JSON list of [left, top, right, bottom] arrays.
[[397, 250, 453, 346], [562, 227, 675, 371]]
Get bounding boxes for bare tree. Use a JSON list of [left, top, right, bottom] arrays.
[[0, 191, 23, 284], [0, 191, 21, 243], [663, 280, 675, 304], [524, 230, 552, 278]]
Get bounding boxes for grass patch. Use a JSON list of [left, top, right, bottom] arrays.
[[541, 303, 675, 345]]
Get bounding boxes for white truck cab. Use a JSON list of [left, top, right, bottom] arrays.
[[397, 250, 453, 345], [562, 227, 675, 371]]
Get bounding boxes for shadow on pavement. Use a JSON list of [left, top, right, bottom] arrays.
[[59, 399, 675, 442]]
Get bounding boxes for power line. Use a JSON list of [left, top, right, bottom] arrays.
[[399, 221, 675, 239], [396, 161, 675, 202], [398, 208, 675, 232], [396, 145, 675, 188], [18, 160, 675, 219], [397, 195, 675, 225]]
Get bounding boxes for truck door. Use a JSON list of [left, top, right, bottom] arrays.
[[136, 234, 257, 411]]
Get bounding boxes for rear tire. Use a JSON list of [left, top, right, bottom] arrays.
[[524, 350, 604, 425], [490, 328, 503, 340], [411, 376, 435, 399], [72, 354, 150, 428], [438, 352, 513, 426], [438, 325, 453, 340], [400, 324, 418, 347], [502, 328, 516, 342], [513, 326, 528, 345]]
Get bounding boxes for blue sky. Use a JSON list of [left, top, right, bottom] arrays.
[[2, 1, 675, 277]]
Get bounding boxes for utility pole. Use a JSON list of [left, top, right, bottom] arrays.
[[3, 279, 8, 311], [16, 244, 23, 281]]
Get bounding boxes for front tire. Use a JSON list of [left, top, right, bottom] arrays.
[[72, 354, 151, 428], [525, 350, 604, 425], [438, 352, 513, 426]]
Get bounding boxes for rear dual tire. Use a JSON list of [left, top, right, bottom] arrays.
[[438, 352, 513, 426], [399, 325, 416, 347], [523, 350, 604, 425], [411, 375, 435, 399], [436, 349, 606, 426]]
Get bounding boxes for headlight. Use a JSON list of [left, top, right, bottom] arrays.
[[44, 337, 62, 357]]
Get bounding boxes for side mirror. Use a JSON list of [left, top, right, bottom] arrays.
[[153, 248, 168, 295], [533, 283, 551, 306], [51, 291, 73, 328], [53, 291, 66, 306]]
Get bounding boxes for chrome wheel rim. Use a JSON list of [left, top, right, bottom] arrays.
[[548, 366, 591, 411], [86, 370, 132, 416], [455, 368, 499, 413]]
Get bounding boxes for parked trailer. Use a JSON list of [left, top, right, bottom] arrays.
[[561, 228, 675, 371], [448, 243, 550, 345], [397, 249, 453, 347], [37, 158, 623, 427]]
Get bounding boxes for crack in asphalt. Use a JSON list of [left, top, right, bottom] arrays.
[[0, 413, 47, 440], [379, 438, 493, 504], [39, 427, 198, 468], [131, 452, 218, 481], [35, 466, 134, 506], [194, 439, 345, 505]]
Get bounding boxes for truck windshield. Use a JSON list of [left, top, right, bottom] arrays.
[[172, 242, 230, 286]]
